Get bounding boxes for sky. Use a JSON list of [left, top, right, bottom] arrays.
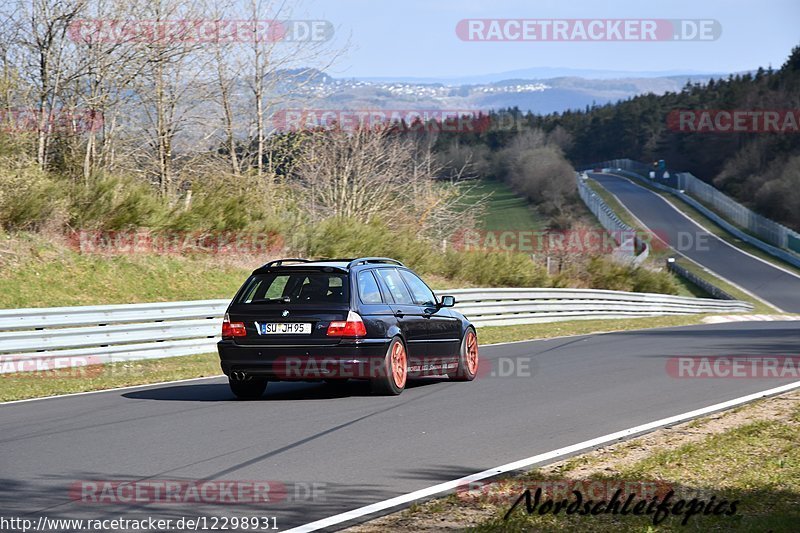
[[298, 0, 800, 79]]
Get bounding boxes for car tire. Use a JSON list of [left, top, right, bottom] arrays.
[[370, 337, 407, 396], [229, 377, 268, 400], [449, 327, 478, 381]]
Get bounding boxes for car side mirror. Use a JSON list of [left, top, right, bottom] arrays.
[[438, 295, 456, 308]]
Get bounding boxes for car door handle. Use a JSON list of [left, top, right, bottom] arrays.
[[394, 311, 404, 318]]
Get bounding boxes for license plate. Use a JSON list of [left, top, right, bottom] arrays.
[[259, 322, 311, 335]]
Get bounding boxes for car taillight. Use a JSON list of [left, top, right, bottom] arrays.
[[222, 313, 246, 339], [327, 311, 367, 337]]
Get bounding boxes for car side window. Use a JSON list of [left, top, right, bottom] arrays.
[[358, 271, 383, 304], [376, 268, 413, 304], [399, 270, 436, 307]]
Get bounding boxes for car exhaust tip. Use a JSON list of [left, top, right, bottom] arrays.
[[230, 371, 248, 381]]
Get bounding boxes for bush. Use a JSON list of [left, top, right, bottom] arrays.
[[585, 256, 678, 294], [442, 250, 549, 287], [0, 159, 66, 231], [69, 175, 165, 230], [293, 218, 550, 288], [296, 218, 438, 269], [165, 173, 288, 233]]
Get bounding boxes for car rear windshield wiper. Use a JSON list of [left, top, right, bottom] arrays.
[[249, 297, 292, 304]]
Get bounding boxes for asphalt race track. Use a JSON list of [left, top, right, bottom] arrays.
[[590, 172, 800, 313], [2, 322, 799, 531]]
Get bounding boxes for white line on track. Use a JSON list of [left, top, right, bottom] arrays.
[[283, 379, 800, 533]]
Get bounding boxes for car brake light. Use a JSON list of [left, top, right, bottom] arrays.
[[222, 313, 246, 339], [327, 311, 367, 337]]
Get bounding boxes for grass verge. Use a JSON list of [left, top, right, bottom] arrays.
[[464, 179, 548, 232], [345, 389, 800, 532], [0, 315, 710, 402], [0, 353, 221, 402], [475, 315, 705, 345], [0, 233, 252, 308]]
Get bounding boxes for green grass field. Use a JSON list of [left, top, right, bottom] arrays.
[[465, 179, 547, 231], [0, 234, 251, 308]]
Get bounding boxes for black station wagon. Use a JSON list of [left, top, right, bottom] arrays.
[[217, 257, 478, 398]]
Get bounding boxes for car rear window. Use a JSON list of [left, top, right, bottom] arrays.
[[235, 272, 349, 305]]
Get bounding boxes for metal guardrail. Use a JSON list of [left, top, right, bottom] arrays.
[[0, 291, 752, 373], [665, 260, 737, 301], [445, 288, 751, 327], [575, 174, 649, 266], [676, 171, 800, 253]]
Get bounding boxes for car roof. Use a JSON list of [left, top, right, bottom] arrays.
[[251, 257, 405, 275], [299, 261, 351, 268]]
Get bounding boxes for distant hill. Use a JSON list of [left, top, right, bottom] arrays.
[[355, 66, 726, 84], [272, 69, 721, 115]]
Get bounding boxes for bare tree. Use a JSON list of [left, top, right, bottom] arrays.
[[12, 0, 87, 168], [212, 38, 242, 176], [0, 0, 346, 200], [0, 9, 23, 122], [204, 0, 243, 176], [67, 0, 147, 181], [292, 127, 480, 240], [130, 0, 212, 197], [244, 0, 342, 179]]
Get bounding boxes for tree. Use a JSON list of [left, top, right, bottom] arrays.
[[12, 0, 87, 168]]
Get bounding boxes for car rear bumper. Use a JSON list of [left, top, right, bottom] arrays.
[[217, 338, 391, 380]]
